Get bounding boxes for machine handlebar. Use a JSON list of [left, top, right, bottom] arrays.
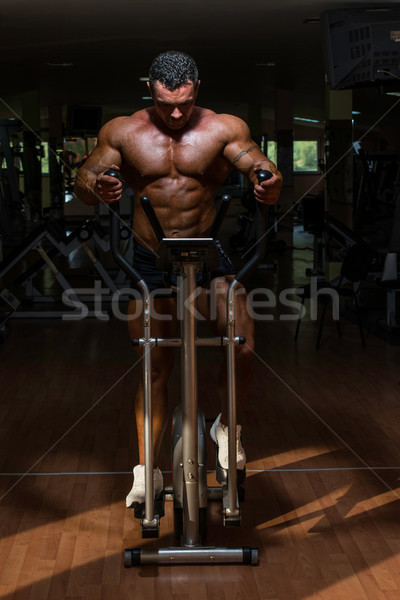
[[104, 169, 143, 285], [106, 167, 273, 286], [139, 193, 232, 244], [140, 196, 166, 242], [234, 169, 272, 284]]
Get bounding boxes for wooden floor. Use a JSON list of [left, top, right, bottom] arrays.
[[1, 232, 400, 599]]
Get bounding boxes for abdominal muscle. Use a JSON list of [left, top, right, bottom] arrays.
[[132, 175, 217, 250]]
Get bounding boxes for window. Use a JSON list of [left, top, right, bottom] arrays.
[[266, 141, 277, 166], [41, 142, 49, 174], [293, 140, 319, 173], [264, 140, 320, 174]]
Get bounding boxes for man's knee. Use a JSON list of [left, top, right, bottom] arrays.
[[150, 350, 175, 383]]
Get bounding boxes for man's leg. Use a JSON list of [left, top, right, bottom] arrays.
[[126, 296, 177, 506], [197, 275, 254, 416], [197, 276, 254, 474]]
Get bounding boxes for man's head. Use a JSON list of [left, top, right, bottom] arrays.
[[147, 51, 200, 130], [148, 51, 199, 92]]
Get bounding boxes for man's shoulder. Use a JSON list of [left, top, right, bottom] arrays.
[[199, 110, 248, 134], [217, 112, 249, 131], [97, 110, 151, 146], [103, 110, 150, 133]]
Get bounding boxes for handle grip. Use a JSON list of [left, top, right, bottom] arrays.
[[256, 169, 273, 183], [103, 168, 120, 179]]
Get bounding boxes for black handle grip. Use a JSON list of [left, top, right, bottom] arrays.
[[104, 168, 120, 179], [256, 170, 273, 183], [140, 196, 166, 243]]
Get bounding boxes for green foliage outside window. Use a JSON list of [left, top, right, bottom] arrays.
[[265, 140, 319, 173], [267, 141, 277, 166], [41, 143, 49, 174], [293, 140, 319, 172]]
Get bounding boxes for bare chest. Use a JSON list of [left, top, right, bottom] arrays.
[[122, 128, 226, 179]]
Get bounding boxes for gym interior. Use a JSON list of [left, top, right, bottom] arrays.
[[1, 1, 400, 598]]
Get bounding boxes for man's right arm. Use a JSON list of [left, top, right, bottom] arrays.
[[74, 120, 123, 206]]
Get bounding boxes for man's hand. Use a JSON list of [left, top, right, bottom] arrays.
[[95, 164, 123, 204], [253, 168, 282, 205]]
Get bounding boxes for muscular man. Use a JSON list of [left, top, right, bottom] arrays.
[[75, 51, 282, 509]]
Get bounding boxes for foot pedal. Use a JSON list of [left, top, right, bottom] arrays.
[[154, 490, 165, 518], [213, 441, 246, 485], [130, 489, 165, 520], [216, 462, 246, 486], [141, 515, 160, 538], [223, 509, 241, 527], [222, 484, 242, 527]]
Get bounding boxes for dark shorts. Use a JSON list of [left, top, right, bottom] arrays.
[[132, 240, 235, 294]]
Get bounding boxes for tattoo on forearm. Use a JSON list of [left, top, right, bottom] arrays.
[[232, 144, 258, 165]]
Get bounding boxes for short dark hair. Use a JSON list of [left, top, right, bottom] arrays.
[[148, 51, 199, 91]]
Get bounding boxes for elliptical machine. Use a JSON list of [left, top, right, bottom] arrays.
[[108, 169, 271, 566]]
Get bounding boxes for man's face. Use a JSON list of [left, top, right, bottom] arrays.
[[149, 81, 199, 130]]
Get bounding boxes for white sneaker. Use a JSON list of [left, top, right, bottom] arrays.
[[126, 464, 164, 508], [210, 413, 246, 471]]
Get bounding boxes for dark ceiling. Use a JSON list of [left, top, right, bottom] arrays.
[[0, 0, 399, 129]]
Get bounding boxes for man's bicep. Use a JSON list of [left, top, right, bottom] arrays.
[[82, 141, 122, 175], [81, 120, 123, 174], [223, 121, 264, 174], [226, 141, 261, 168]]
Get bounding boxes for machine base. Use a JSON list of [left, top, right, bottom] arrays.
[[124, 545, 258, 566]]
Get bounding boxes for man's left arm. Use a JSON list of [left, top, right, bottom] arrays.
[[222, 116, 282, 204]]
